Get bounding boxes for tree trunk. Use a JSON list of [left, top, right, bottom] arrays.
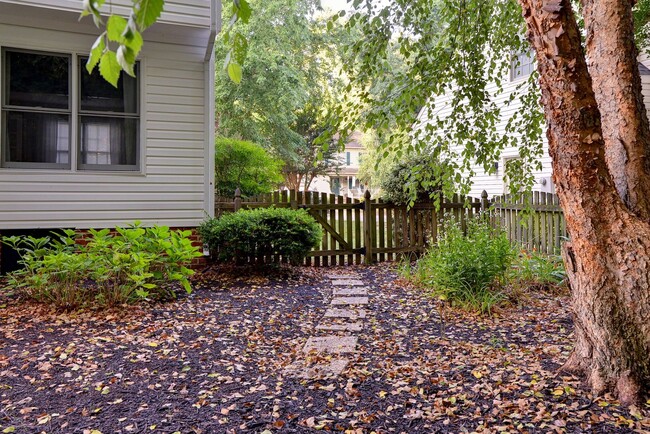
[[517, 0, 650, 404], [581, 0, 650, 220]]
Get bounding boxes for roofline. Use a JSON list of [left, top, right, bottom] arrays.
[[205, 0, 220, 61]]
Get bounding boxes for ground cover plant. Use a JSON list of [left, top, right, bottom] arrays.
[[1, 224, 201, 310], [403, 219, 516, 314], [199, 207, 322, 264], [0, 264, 647, 433]]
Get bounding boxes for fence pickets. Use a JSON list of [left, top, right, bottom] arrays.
[[214, 189, 568, 265]]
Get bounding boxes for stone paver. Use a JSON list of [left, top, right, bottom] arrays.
[[331, 279, 365, 286], [316, 322, 363, 332], [331, 297, 369, 306], [333, 287, 368, 296], [328, 274, 361, 279], [299, 359, 349, 379], [303, 336, 358, 354], [324, 308, 367, 320]]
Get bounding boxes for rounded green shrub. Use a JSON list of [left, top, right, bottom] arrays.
[[199, 207, 323, 264]]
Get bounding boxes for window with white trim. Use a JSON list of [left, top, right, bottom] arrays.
[[510, 50, 535, 81], [1, 48, 139, 171]]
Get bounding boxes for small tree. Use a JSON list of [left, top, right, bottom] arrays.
[[214, 138, 284, 198]]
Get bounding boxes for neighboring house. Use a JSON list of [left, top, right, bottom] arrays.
[[311, 131, 368, 198], [420, 51, 650, 199], [0, 0, 218, 272]]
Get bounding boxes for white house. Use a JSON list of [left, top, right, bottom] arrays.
[[420, 52, 650, 199], [310, 131, 369, 198], [0, 0, 218, 271]]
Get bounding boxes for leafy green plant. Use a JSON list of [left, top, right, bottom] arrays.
[[2, 224, 202, 310], [199, 207, 322, 265], [405, 219, 516, 314], [508, 249, 567, 294]]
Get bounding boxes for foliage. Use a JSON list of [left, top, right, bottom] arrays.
[[81, 0, 162, 86], [215, 0, 349, 176], [378, 153, 447, 205], [321, 0, 544, 203], [2, 224, 201, 309], [198, 207, 322, 264], [283, 100, 341, 191], [508, 250, 567, 292], [214, 137, 284, 198], [405, 219, 515, 314]]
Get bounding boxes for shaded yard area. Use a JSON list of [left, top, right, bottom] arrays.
[[0, 265, 648, 433]]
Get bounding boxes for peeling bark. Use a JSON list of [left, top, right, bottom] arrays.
[[581, 0, 650, 220], [517, 0, 650, 404]]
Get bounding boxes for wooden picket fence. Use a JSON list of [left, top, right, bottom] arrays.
[[214, 189, 567, 265], [491, 191, 567, 254]]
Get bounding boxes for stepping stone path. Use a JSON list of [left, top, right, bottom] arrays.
[[289, 272, 370, 379]]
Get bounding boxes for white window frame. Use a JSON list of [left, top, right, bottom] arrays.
[[510, 50, 535, 81], [0, 47, 141, 172]]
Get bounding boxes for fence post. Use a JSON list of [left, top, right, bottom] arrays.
[[480, 190, 488, 215], [364, 189, 373, 265], [234, 188, 242, 212]]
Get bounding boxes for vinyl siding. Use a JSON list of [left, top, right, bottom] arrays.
[[1, 0, 212, 28], [421, 59, 650, 199], [0, 20, 212, 230]]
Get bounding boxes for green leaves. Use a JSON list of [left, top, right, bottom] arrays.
[[82, 0, 160, 85], [134, 0, 165, 30], [99, 51, 121, 87], [222, 0, 253, 83], [227, 62, 243, 84]]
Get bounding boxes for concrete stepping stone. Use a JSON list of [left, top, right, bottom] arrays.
[[331, 279, 365, 286], [333, 287, 368, 296], [303, 336, 358, 354], [316, 322, 363, 332], [324, 308, 367, 320], [331, 297, 369, 306], [298, 359, 349, 379], [329, 274, 360, 279]]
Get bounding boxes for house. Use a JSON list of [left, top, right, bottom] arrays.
[[419, 51, 650, 199], [311, 131, 368, 198], [0, 0, 218, 272]]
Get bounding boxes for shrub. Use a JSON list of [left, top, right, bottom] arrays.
[[199, 207, 322, 264], [2, 224, 202, 310], [380, 154, 447, 205], [407, 219, 516, 314], [214, 137, 284, 198]]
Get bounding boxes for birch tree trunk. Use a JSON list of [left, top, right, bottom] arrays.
[[517, 0, 650, 404]]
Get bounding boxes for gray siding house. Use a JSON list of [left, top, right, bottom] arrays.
[[0, 0, 218, 270]]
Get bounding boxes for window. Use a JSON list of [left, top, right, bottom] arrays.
[[510, 51, 535, 81], [1, 48, 139, 171], [2, 50, 71, 168], [331, 177, 341, 195], [346, 152, 351, 166]]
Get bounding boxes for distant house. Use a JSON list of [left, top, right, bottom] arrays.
[[310, 131, 368, 198], [0, 0, 218, 272], [419, 51, 650, 198]]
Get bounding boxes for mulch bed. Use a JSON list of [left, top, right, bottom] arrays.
[[0, 264, 648, 434]]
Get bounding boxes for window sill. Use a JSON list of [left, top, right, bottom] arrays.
[[0, 167, 146, 176]]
